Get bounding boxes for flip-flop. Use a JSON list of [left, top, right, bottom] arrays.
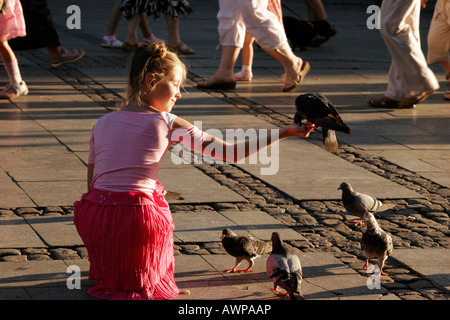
[[399, 89, 436, 108], [282, 61, 310, 92], [444, 91, 450, 101], [169, 42, 195, 55], [368, 96, 406, 108], [122, 42, 141, 51]]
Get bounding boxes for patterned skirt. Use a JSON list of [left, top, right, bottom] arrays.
[[120, 0, 192, 19], [73, 182, 179, 300]]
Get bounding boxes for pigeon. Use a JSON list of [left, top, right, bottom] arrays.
[[294, 93, 351, 153], [220, 228, 271, 273], [338, 182, 383, 226], [360, 212, 393, 276], [266, 232, 304, 300]]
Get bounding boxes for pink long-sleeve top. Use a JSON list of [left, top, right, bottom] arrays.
[[88, 111, 207, 194]]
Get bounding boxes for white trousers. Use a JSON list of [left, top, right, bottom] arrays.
[[217, 0, 288, 52], [380, 0, 439, 100], [427, 0, 450, 64]]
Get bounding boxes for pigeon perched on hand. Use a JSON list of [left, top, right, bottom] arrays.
[[294, 93, 350, 153], [221, 228, 271, 273], [266, 232, 304, 300], [360, 212, 393, 276], [338, 182, 383, 226]]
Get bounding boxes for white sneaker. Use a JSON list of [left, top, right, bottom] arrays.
[[234, 69, 253, 81], [101, 35, 124, 48], [0, 81, 29, 99]]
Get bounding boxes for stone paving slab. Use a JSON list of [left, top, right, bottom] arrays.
[[0, 216, 46, 249], [23, 214, 83, 248], [0, 171, 35, 208], [173, 210, 304, 243], [238, 139, 422, 200], [158, 167, 246, 205], [392, 249, 450, 293]]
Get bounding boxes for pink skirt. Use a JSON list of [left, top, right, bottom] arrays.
[[0, 0, 26, 41], [73, 182, 179, 300]]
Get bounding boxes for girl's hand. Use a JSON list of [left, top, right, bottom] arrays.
[[281, 124, 315, 139]]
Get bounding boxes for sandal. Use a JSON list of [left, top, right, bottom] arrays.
[[122, 42, 141, 51], [50, 48, 85, 68], [444, 73, 450, 100], [444, 91, 450, 101], [168, 42, 195, 55], [282, 60, 310, 92], [399, 89, 436, 108], [0, 81, 29, 99], [368, 96, 403, 108]]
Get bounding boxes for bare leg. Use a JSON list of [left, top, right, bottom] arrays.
[[304, 0, 328, 21], [105, 0, 122, 35], [125, 13, 143, 46], [197, 45, 240, 88]]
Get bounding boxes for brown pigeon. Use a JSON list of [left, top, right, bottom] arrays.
[[360, 212, 393, 276], [220, 228, 271, 273], [266, 232, 304, 300]]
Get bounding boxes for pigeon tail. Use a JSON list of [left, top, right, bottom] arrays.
[[290, 291, 305, 300], [322, 128, 338, 153]]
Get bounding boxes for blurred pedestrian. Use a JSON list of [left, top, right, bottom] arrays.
[[120, 0, 195, 54], [427, 0, 450, 100], [234, 0, 284, 82], [8, 0, 85, 68], [0, 0, 28, 99], [101, 0, 164, 49], [197, 0, 310, 92], [368, 0, 439, 108]]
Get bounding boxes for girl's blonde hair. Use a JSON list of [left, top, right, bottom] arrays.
[[122, 41, 187, 107]]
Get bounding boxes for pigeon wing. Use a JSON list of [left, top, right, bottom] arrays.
[[240, 237, 271, 257], [355, 192, 383, 213]]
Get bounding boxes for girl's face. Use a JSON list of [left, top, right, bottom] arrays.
[[145, 65, 183, 113]]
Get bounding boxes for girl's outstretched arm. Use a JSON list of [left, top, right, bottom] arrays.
[[173, 117, 313, 162]]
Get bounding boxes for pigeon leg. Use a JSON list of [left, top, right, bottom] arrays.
[[378, 258, 388, 276], [304, 121, 316, 132], [362, 259, 370, 271], [226, 259, 241, 273], [237, 260, 254, 272], [351, 218, 364, 226], [270, 287, 289, 297]]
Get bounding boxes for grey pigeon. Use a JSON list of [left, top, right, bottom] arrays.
[[294, 93, 351, 153], [360, 212, 393, 276], [266, 232, 304, 300], [338, 182, 383, 226], [221, 228, 271, 273]]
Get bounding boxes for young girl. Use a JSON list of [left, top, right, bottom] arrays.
[[0, 0, 28, 99], [74, 41, 313, 300]]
